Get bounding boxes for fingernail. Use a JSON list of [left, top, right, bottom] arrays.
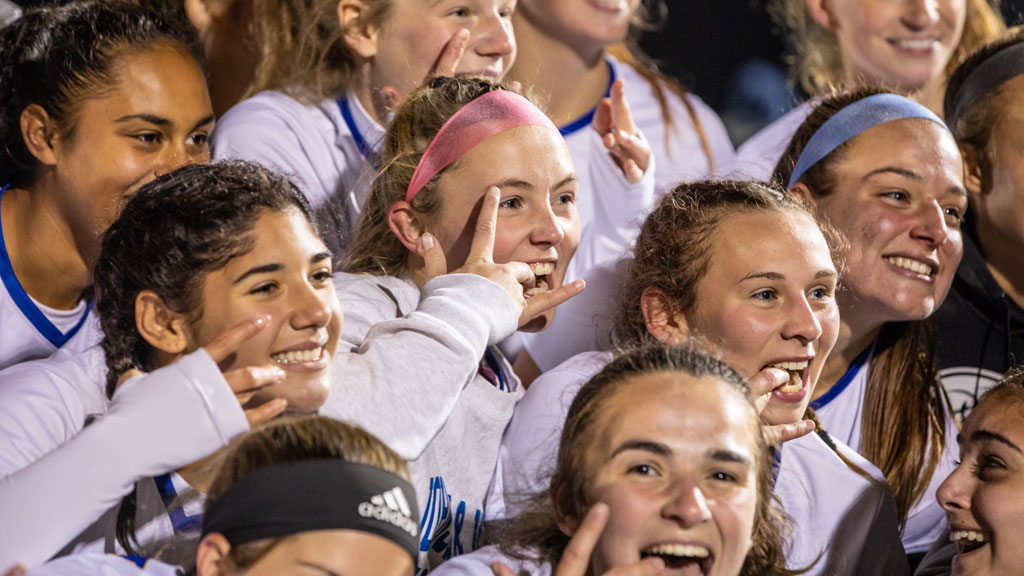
[[255, 314, 271, 327], [274, 367, 286, 381], [421, 234, 436, 251]]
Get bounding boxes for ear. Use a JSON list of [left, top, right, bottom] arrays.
[[135, 290, 191, 356], [550, 479, 581, 537], [640, 286, 690, 346], [805, 0, 838, 31], [196, 533, 232, 576], [959, 142, 984, 197], [20, 104, 59, 167], [788, 181, 816, 205], [387, 200, 428, 254], [338, 0, 379, 60]]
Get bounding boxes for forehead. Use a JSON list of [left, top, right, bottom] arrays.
[[442, 125, 574, 187], [963, 395, 1024, 446], [596, 372, 758, 459], [707, 210, 834, 277], [835, 119, 964, 188]]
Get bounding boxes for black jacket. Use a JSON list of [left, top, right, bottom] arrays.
[[934, 233, 1024, 421]]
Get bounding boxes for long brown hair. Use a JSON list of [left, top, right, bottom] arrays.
[[772, 89, 950, 526], [492, 343, 797, 575], [770, 0, 1005, 98], [246, 0, 391, 102]]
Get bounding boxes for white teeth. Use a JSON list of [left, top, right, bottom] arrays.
[[591, 0, 628, 9], [271, 347, 323, 365], [525, 278, 550, 296], [950, 530, 988, 544], [894, 38, 937, 50], [770, 361, 809, 371], [528, 262, 555, 276], [886, 256, 933, 276], [642, 543, 710, 558]]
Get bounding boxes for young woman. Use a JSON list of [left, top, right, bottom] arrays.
[[733, 0, 1004, 180], [25, 416, 418, 576], [932, 368, 1024, 576], [331, 76, 583, 570], [773, 90, 964, 563], [490, 179, 908, 574], [932, 28, 1024, 421], [0, 1, 214, 370], [434, 343, 791, 576], [0, 161, 342, 568], [210, 0, 516, 254]]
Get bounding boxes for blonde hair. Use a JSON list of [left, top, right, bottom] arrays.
[[771, 0, 1005, 98], [247, 0, 392, 102]]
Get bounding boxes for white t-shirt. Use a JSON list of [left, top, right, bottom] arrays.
[[810, 345, 959, 555], [0, 185, 102, 370], [28, 554, 182, 576], [728, 101, 815, 183]]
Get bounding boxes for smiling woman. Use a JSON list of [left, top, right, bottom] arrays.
[[0, 1, 213, 370]]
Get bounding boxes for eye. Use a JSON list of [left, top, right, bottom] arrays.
[[554, 192, 575, 206], [311, 267, 332, 283], [628, 463, 657, 477], [133, 132, 162, 145], [881, 190, 909, 202], [944, 205, 964, 226], [448, 6, 471, 17], [499, 6, 513, 18], [188, 132, 210, 147], [499, 196, 522, 209], [809, 286, 831, 301], [249, 282, 278, 296], [752, 289, 777, 302], [710, 470, 738, 483]]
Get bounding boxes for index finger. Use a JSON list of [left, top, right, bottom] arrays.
[[204, 315, 271, 365], [609, 79, 637, 135], [431, 28, 469, 78], [465, 186, 500, 265], [554, 502, 610, 576]]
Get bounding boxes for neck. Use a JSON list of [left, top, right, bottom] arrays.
[[1, 182, 90, 309], [507, 13, 609, 126], [976, 224, 1024, 309], [176, 448, 228, 494], [913, 77, 947, 116], [349, 65, 388, 126], [814, 295, 883, 399]]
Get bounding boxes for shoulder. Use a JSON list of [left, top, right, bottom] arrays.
[[731, 101, 814, 181], [432, 545, 550, 576], [28, 554, 182, 575]]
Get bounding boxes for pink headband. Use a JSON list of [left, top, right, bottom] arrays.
[[405, 90, 559, 202]]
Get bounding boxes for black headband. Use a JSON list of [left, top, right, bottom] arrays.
[[202, 460, 419, 561], [948, 42, 1024, 126]]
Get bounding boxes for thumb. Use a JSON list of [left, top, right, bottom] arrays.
[[420, 233, 447, 282]]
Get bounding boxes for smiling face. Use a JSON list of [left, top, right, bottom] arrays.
[[822, 0, 966, 91], [810, 118, 965, 330], [424, 125, 580, 332], [584, 372, 759, 576], [190, 208, 342, 413], [937, 391, 1024, 576], [515, 0, 639, 54], [52, 44, 213, 268], [974, 77, 1024, 255], [369, 0, 516, 98], [680, 210, 840, 424]]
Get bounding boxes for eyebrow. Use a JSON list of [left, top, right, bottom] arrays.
[[295, 560, 341, 576], [114, 113, 215, 133], [611, 439, 671, 459], [862, 166, 922, 182], [971, 429, 1024, 454], [232, 252, 332, 285], [709, 449, 752, 466], [494, 174, 579, 192]]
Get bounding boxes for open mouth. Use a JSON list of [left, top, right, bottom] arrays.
[[641, 544, 713, 573], [951, 530, 988, 555], [270, 347, 324, 365], [885, 256, 934, 277], [888, 37, 940, 52], [524, 262, 555, 298], [769, 360, 808, 394]]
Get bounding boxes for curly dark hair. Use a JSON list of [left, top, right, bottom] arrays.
[[92, 160, 317, 554], [0, 0, 202, 188]]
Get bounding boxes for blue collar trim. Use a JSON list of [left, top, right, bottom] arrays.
[[0, 184, 93, 348], [337, 96, 378, 163], [559, 58, 616, 137], [154, 473, 204, 533], [809, 344, 873, 410]]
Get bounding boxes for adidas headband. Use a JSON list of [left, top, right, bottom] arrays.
[[405, 88, 559, 202], [787, 93, 949, 189], [947, 42, 1024, 126], [202, 460, 419, 561]]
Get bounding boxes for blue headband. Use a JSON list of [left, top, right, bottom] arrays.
[[947, 42, 1024, 126], [787, 93, 950, 189]]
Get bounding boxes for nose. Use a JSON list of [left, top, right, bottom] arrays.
[[902, 0, 941, 30], [910, 199, 950, 248], [662, 481, 712, 527], [529, 204, 566, 247], [469, 9, 514, 61], [289, 281, 332, 332], [783, 294, 823, 344], [937, 459, 973, 514]]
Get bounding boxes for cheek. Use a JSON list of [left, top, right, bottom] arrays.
[[712, 491, 758, 564], [698, 307, 775, 378], [590, 483, 649, 565]]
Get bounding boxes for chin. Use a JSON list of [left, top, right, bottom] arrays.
[[256, 377, 332, 414]]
